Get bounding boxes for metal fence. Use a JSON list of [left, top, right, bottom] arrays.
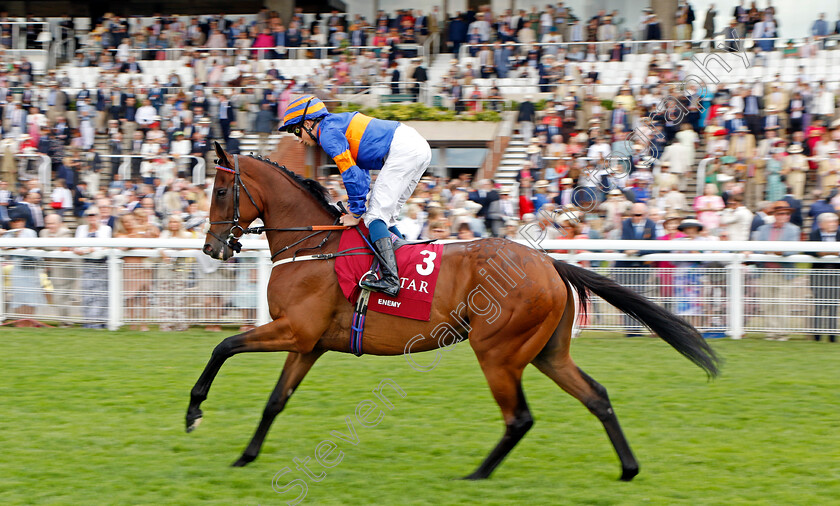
[[2, 238, 840, 337], [1, 245, 268, 330]]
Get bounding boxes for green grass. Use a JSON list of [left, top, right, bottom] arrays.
[[1, 329, 838, 505]]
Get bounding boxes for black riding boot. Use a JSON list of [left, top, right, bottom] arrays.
[[361, 237, 400, 297]]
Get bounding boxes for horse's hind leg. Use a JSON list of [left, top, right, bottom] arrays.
[[186, 317, 304, 432], [533, 340, 639, 481], [232, 350, 324, 467], [463, 363, 532, 480]]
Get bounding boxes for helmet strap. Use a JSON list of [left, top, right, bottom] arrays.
[[302, 117, 322, 143]]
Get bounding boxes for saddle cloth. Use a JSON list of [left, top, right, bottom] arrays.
[[334, 226, 443, 321]]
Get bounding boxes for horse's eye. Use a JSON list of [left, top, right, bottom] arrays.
[[217, 189, 227, 197]]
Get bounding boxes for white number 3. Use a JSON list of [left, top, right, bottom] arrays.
[[416, 250, 436, 276]]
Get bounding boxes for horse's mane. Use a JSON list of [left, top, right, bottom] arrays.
[[246, 154, 341, 218]]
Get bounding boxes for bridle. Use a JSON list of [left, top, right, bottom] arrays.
[[208, 154, 356, 262], [208, 154, 262, 254]]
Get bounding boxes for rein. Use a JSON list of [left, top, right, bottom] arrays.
[[211, 156, 376, 263]]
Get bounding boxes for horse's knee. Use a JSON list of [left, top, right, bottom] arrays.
[[509, 408, 534, 436]]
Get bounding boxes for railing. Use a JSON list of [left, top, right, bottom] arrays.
[[458, 34, 840, 62], [3, 238, 840, 339], [0, 21, 50, 51], [98, 154, 207, 186], [80, 44, 425, 61]]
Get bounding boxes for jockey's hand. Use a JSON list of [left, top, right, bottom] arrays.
[[340, 214, 361, 227]]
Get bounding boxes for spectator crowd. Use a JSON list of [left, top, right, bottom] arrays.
[[3, 4, 840, 338]]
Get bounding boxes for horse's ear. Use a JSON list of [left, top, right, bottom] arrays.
[[214, 141, 231, 169]]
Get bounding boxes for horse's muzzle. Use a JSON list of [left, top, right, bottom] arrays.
[[202, 243, 215, 256]]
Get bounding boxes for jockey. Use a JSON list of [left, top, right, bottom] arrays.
[[279, 95, 432, 297]]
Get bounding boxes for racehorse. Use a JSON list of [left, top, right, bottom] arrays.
[[187, 143, 719, 480]]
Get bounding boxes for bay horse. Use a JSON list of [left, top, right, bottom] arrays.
[[188, 143, 719, 480]]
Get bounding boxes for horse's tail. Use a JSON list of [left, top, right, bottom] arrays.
[[552, 259, 720, 378]]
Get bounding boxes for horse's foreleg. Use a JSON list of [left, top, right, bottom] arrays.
[[186, 317, 304, 433], [463, 363, 532, 480], [232, 350, 325, 467]]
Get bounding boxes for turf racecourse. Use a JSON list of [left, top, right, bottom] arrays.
[[1, 329, 838, 505]]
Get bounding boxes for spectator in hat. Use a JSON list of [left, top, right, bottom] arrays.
[[655, 211, 685, 313], [531, 180, 551, 212], [653, 161, 679, 195], [4, 205, 44, 318], [808, 212, 840, 342], [674, 217, 711, 325], [226, 129, 243, 155], [727, 125, 756, 164], [752, 200, 801, 340], [694, 183, 725, 233], [600, 188, 632, 238], [553, 178, 576, 208], [782, 144, 808, 200], [781, 186, 804, 228], [526, 137, 543, 175], [818, 149, 840, 194], [74, 206, 112, 329]]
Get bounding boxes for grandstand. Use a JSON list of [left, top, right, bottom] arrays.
[[1, 3, 840, 240]]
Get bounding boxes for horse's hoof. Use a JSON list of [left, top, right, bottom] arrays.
[[232, 455, 255, 467], [460, 471, 486, 481], [620, 465, 639, 481], [185, 410, 203, 433]]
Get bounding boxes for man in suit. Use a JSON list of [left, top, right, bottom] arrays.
[[616, 202, 658, 337], [781, 188, 804, 228], [734, 0, 748, 36], [414, 10, 429, 43], [553, 178, 576, 207], [809, 212, 840, 342], [410, 59, 428, 100], [727, 125, 756, 162], [742, 90, 764, 138], [486, 187, 516, 237], [54, 116, 71, 145], [703, 4, 716, 38], [45, 81, 68, 123], [646, 15, 662, 40], [753, 200, 801, 340], [517, 95, 536, 141], [610, 102, 630, 132], [119, 57, 143, 75], [468, 179, 500, 231], [218, 94, 236, 142], [21, 190, 44, 234]]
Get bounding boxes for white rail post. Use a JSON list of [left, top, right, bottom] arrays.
[[0, 253, 5, 323], [107, 250, 123, 331], [256, 250, 271, 326], [727, 255, 745, 339], [118, 156, 132, 181], [192, 156, 206, 186], [38, 154, 52, 193]]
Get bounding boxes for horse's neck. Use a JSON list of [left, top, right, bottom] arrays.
[[261, 179, 340, 258]]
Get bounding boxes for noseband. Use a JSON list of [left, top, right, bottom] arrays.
[[208, 154, 262, 253]]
